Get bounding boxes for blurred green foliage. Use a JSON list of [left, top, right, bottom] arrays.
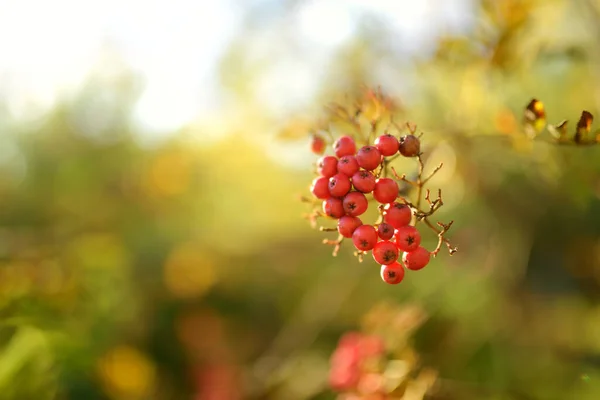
[[0, 0, 600, 399]]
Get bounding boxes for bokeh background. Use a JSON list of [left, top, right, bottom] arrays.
[[1, 0, 600, 399]]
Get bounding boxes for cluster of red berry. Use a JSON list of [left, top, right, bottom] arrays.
[[309, 133, 433, 285], [329, 332, 386, 396]]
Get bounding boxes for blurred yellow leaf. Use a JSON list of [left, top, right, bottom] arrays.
[[276, 116, 318, 141], [145, 149, 193, 197], [164, 242, 216, 299], [97, 346, 155, 400]]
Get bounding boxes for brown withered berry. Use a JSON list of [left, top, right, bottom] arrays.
[[398, 135, 420, 157]]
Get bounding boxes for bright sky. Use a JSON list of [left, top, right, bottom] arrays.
[[0, 0, 472, 135]]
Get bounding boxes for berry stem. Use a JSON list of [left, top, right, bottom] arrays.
[[422, 162, 444, 185], [426, 218, 457, 256], [323, 235, 344, 256], [319, 227, 338, 232], [415, 154, 425, 210]]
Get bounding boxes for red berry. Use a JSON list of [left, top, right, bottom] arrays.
[[402, 246, 431, 270], [374, 134, 399, 156], [329, 173, 352, 197], [352, 170, 376, 193], [311, 134, 326, 155], [338, 155, 359, 176], [352, 225, 378, 251], [343, 191, 368, 216], [333, 135, 357, 158], [323, 197, 344, 218], [372, 241, 399, 265], [373, 178, 399, 204], [380, 262, 405, 284], [398, 135, 421, 157], [317, 156, 338, 178], [377, 223, 394, 240], [395, 225, 421, 252], [310, 176, 330, 199], [356, 146, 382, 171], [337, 215, 363, 238], [383, 203, 412, 229]]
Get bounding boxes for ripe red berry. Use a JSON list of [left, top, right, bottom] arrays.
[[337, 215, 363, 238], [380, 262, 405, 284], [352, 224, 378, 251], [352, 170, 376, 193], [374, 134, 399, 156], [317, 156, 338, 178], [373, 178, 399, 204], [383, 203, 412, 229], [310, 176, 330, 199], [377, 223, 394, 240], [337, 155, 359, 176], [394, 225, 421, 252], [333, 135, 357, 158], [343, 191, 368, 216], [329, 173, 352, 197], [398, 134, 421, 157], [323, 197, 344, 219], [372, 241, 399, 265], [311, 134, 326, 155], [356, 146, 382, 171], [402, 246, 431, 270]]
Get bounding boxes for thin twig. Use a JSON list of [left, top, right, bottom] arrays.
[[390, 166, 418, 187], [323, 235, 344, 256], [425, 218, 457, 256], [415, 155, 425, 209], [422, 162, 444, 184]]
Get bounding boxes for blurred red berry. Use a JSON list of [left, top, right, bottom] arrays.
[[383, 203, 411, 229], [358, 335, 385, 358], [329, 362, 360, 391], [338, 155, 359, 176], [380, 262, 405, 284], [356, 146, 382, 171], [352, 170, 376, 193], [311, 134, 326, 155], [352, 225, 378, 251], [343, 191, 368, 216], [310, 176, 330, 199], [374, 134, 399, 156], [395, 225, 421, 252], [402, 246, 431, 270], [373, 178, 399, 204], [317, 156, 338, 178], [372, 241, 399, 265], [338, 332, 363, 348], [334, 135, 357, 158], [377, 223, 394, 240], [329, 173, 352, 197], [323, 197, 344, 218], [398, 134, 420, 157], [338, 216, 363, 238]]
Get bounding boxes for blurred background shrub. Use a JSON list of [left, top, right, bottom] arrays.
[[0, 0, 599, 399]]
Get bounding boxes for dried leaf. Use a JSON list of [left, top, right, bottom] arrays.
[[575, 110, 593, 144], [548, 120, 568, 142], [523, 98, 546, 138]]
